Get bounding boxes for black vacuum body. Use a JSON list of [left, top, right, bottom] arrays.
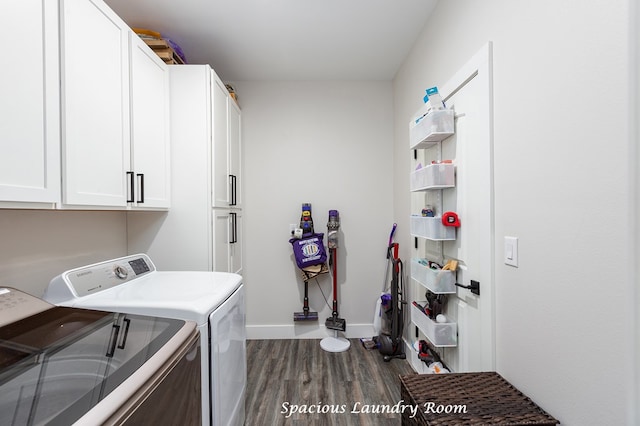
[[378, 256, 406, 361]]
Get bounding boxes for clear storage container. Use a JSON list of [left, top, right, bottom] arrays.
[[410, 163, 455, 192], [409, 109, 455, 149], [410, 259, 456, 293], [410, 216, 456, 241], [411, 302, 457, 347]]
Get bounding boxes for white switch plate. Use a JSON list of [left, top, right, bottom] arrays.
[[504, 236, 519, 267]]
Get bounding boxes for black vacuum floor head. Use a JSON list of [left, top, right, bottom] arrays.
[[325, 316, 346, 331]]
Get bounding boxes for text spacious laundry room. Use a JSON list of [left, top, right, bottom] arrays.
[[0, 0, 638, 425]]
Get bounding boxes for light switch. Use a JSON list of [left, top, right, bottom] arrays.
[[504, 236, 518, 267]]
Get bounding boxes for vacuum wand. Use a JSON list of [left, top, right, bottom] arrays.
[[325, 210, 346, 332]]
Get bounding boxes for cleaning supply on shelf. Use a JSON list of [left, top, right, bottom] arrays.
[[423, 86, 445, 111]]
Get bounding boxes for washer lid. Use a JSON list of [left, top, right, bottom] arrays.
[[60, 271, 242, 324], [0, 305, 189, 426]]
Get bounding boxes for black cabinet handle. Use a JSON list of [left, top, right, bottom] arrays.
[[126, 171, 135, 203], [229, 175, 237, 206], [230, 212, 237, 244], [136, 173, 144, 203], [106, 323, 120, 358], [117, 318, 131, 349]]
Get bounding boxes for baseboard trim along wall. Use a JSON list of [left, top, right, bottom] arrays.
[[246, 323, 375, 340]]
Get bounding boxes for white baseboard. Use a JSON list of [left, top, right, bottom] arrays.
[[246, 323, 375, 340]]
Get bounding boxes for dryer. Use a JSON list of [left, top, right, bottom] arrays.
[[44, 254, 246, 426]]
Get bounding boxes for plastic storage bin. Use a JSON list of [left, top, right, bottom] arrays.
[[409, 109, 455, 149], [410, 163, 455, 192], [410, 216, 456, 241], [411, 259, 456, 293], [411, 301, 457, 347]]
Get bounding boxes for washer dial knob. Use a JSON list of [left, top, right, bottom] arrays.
[[114, 265, 128, 279]]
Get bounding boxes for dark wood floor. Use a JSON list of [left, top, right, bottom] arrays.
[[245, 339, 415, 425]]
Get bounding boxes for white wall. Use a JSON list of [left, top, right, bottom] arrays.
[[0, 210, 127, 297], [232, 81, 394, 338], [393, 1, 636, 425]]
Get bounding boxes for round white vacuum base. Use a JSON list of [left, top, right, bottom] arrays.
[[320, 336, 351, 353]]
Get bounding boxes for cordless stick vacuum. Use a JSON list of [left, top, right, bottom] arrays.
[[320, 210, 350, 353], [293, 203, 318, 322]]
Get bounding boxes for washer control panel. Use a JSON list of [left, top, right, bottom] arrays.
[[0, 288, 53, 327], [49, 254, 156, 299]]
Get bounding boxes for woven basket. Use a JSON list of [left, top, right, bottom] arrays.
[[400, 372, 559, 425]]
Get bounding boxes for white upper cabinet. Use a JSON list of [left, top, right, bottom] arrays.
[[0, 0, 60, 207], [211, 72, 242, 209], [60, 0, 170, 209], [129, 33, 171, 209], [228, 97, 242, 209], [60, 0, 131, 207], [212, 74, 230, 207]]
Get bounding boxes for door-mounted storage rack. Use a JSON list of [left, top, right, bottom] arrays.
[[410, 109, 455, 149], [409, 107, 458, 348]]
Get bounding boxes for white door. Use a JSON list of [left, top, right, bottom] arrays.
[[61, 0, 130, 207], [229, 210, 243, 275], [213, 209, 232, 272], [228, 99, 242, 208], [212, 74, 230, 207], [0, 0, 60, 205], [209, 285, 246, 426], [129, 33, 171, 209], [441, 44, 495, 372]]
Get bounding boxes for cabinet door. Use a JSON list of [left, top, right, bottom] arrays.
[[213, 209, 232, 272], [228, 98, 242, 209], [129, 33, 170, 209], [213, 209, 242, 274], [229, 210, 243, 275], [60, 0, 130, 207], [0, 0, 60, 205], [212, 74, 230, 207]]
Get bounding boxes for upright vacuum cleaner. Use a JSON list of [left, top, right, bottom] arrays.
[[320, 210, 350, 353], [377, 245, 406, 362]]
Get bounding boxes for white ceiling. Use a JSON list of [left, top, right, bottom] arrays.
[[104, 0, 438, 82]]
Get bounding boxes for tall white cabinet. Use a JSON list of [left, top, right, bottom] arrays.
[[128, 65, 242, 274]]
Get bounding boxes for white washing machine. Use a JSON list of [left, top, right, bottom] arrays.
[[0, 287, 202, 426], [43, 254, 245, 426]]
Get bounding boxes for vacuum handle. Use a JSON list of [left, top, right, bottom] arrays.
[[388, 223, 397, 246]]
